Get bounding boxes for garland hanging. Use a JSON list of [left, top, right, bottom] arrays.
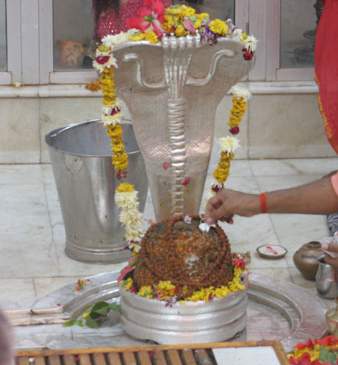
[[94, 35, 143, 250], [212, 85, 251, 191]]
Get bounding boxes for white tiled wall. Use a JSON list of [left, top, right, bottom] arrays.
[[0, 93, 335, 164]]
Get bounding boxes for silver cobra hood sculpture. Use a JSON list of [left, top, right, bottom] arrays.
[[114, 35, 253, 220]]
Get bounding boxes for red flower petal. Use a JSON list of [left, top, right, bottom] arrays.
[[230, 126, 240, 135], [162, 161, 171, 170], [242, 49, 254, 61], [126, 17, 141, 29], [117, 265, 134, 283], [152, 0, 165, 16], [139, 7, 152, 18], [96, 55, 110, 65], [181, 177, 191, 186]]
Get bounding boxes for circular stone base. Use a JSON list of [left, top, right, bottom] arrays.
[[120, 287, 248, 344]]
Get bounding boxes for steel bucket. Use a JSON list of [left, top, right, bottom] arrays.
[[45, 120, 147, 264]]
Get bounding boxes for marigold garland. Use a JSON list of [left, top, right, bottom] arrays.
[[213, 151, 234, 185], [121, 264, 246, 303], [212, 86, 251, 189], [93, 33, 144, 250]]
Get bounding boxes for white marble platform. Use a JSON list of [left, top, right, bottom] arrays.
[[0, 158, 336, 314]]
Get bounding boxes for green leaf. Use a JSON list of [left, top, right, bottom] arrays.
[[85, 318, 100, 328], [90, 301, 111, 317], [108, 303, 121, 311], [319, 346, 337, 364], [63, 319, 77, 327], [76, 319, 85, 327]]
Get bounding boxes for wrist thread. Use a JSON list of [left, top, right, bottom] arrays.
[[259, 192, 268, 213]]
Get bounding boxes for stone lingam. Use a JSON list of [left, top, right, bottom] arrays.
[[110, 28, 254, 343]]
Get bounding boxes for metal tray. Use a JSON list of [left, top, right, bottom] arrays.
[[11, 272, 327, 352]]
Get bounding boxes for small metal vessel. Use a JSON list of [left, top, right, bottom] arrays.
[[293, 241, 323, 281], [316, 258, 337, 299]]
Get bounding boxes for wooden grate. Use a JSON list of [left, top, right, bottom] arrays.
[[16, 341, 289, 365]]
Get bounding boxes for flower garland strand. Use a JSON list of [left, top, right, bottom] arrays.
[[115, 183, 143, 251], [228, 85, 251, 135], [94, 34, 144, 250], [212, 85, 251, 190], [120, 255, 246, 303]]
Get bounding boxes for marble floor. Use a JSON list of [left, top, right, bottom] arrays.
[[0, 158, 337, 311]]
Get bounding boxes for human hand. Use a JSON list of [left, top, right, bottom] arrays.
[[205, 189, 259, 225], [322, 241, 338, 269]]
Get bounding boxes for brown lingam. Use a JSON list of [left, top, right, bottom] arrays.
[[133, 216, 234, 299]]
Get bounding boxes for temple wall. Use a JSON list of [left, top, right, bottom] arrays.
[[0, 90, 334, 164]]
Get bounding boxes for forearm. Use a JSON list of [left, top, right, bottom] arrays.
[[264, 176, 338, 215]]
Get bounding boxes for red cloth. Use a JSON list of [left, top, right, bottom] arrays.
[[315, 0, 338, 153], [96, 0, 172, 39]]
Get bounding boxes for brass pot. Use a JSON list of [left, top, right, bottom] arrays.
[[293, 241, 323, 281]]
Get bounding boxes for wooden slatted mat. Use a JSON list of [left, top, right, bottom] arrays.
[[16, 341, 289, 365]]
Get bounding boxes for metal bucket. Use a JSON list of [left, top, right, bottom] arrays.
[[46, 120, 147, 264], [120, 287, 247, 344]]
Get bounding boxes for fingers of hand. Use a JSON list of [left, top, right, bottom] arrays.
[[328, 242, 338, 253], [219, 215, 234, 224], [324, 255, 338, 268]]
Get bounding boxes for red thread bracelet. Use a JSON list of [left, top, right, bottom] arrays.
[[259, 192, 268, 213]]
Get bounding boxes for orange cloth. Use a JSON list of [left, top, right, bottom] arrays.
[[314, 0, 338, 153]]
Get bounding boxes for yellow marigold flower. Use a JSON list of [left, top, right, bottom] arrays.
[[234, 267, 243, 277], [157, 281, 175, 290], [144, 30, 159, 44], [175, 24, 187, 37], [163, 15, 177, 32], [209, 19, 229, 36], [98, 44, 110, 53], [122, 277, 133, 290], [181, 5, 195, 17], [187, 291, 204, 302], [106, 124, 123, 138], [113, 156, 128, 171], [213, 286, 230, 298], [240, 32, 249, 42], [198, 12, 209, 22], [112, 143, 125, 153], [213, 151, 233, 184], [193, 19, 202, 29], [166, 5, 183, 16], [156, 281, 176, 299], [138, 285, 153, 298], [116, 183, 135, 193], [128, 32, 145, 42]]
